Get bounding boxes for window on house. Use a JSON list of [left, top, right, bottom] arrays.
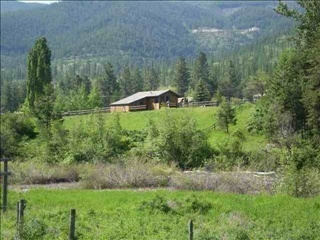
[[166, 96, 170, 102], [155, 97, 159, 103]]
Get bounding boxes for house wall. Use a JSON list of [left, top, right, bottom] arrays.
[[159, 92, 178, 107], [146, 98, 160, 110], [110, 105, 129, 112], [131, 99, 146, 106]]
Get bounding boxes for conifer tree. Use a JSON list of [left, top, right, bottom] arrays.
[[26, 37, 52, 109], [98, 62, 118, 106], [191, 52, 210, 92], [216, 97, 236, 133], [144, 68, 159, 91], [119, 65, 132, 97], [219, 60, 240, 100], [194, 80, 210, 102], [173, 57, 189, 96], [131, 68, 143, 93]]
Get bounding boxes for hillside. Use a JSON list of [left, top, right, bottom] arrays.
[[1, 1, 294, 70]]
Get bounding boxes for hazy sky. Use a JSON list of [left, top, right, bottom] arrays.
[[19, 1, 59, 4]]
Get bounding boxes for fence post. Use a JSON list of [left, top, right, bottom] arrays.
[[18, 199, 26, 223], [188, 220, 193, 240], [1, 158, 11, 212], [2, 160, 8, 212], [69, 209, 76, 240], [16, 199, 26, 238]]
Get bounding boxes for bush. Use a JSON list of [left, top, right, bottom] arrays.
[[0, 113, 36, 157], [139, 194, 212, 215], [66, 114, 130, 163], [170, 171, 274, 194], [80, 158, 176, 189], [276, 139, 320, 197], [137, 111, 213, 169], [210, 130, 248, 171], [10, 161, 80, 184]]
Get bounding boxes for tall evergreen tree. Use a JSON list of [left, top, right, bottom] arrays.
[[144, 68, 159, 91], [173, 57, 189, 96], [194, 80, 210, 102], [26, 37, 52, 109], [131, 68, 143, 93], [275, 0, 320, 133], [216, 97, 236, 133], [98, 62, 118, 106], [119, 65, 132, 97], [191, 52, 210, 91], [219, 60, 241, 100]]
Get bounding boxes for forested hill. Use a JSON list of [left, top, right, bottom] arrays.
[[1, 1, 294, 68]]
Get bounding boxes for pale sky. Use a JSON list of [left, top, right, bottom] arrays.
[[19, 1, 59, 4]]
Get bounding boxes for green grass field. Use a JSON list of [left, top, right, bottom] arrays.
[[2, 189, 320, 239], [63, 103, 266, 152]]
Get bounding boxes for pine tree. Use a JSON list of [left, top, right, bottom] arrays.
[[275, 0, 320, 133], [219, 60, 240, 100], [216, 97, 236, 133], [194, 80, 210, 102], [119, 65, 132, 97], [173, 57, 189, 96], [26, 37, 52, 109], [191, 52, 210, 91], [98, 62, 118, 106], [131, 68, 143, 93], [144, 68, 159, 91]]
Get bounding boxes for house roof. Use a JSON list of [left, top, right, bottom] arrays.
[[110, 89, 178, 106]]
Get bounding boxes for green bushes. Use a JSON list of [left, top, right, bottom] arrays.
[[0, 113, 36, 157], [276, 139, 320, 197], [136, 111, 213, 169]]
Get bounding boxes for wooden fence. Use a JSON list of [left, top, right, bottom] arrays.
[[62, 107, 111, 116], [61, 101, 218, 117], [182, 101, 218, 108]]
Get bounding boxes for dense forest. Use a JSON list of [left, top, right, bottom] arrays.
[[1, 1, 294, 67]]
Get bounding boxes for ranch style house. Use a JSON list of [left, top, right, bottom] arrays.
[[110, 89, 180, 112]]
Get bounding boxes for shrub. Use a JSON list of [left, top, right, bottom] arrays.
[[139, 195, 175, 214], [276, 139, 320, 197], [138, 111, 213, 169], [66, 113, 130, 163], [211, 130, 248, 171], [10, 161, 80, 184], [80, 158, 176, 189], [170, 171, 274, 194], [0, 113, 36, 157]]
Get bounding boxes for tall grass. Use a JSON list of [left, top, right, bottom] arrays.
[[2, 189, 319, 239]]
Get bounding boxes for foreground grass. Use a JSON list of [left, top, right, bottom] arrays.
[[2, 189, 320, 239], [63, 103, 266, 152]]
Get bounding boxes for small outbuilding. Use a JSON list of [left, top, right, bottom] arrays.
[[110, 89, 180, 112]]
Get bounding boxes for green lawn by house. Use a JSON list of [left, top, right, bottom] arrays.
[[63, 103, 266, 152]]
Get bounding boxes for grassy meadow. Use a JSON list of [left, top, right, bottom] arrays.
[[63, 103, 266, 152], [1, 189, 320, 239]]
